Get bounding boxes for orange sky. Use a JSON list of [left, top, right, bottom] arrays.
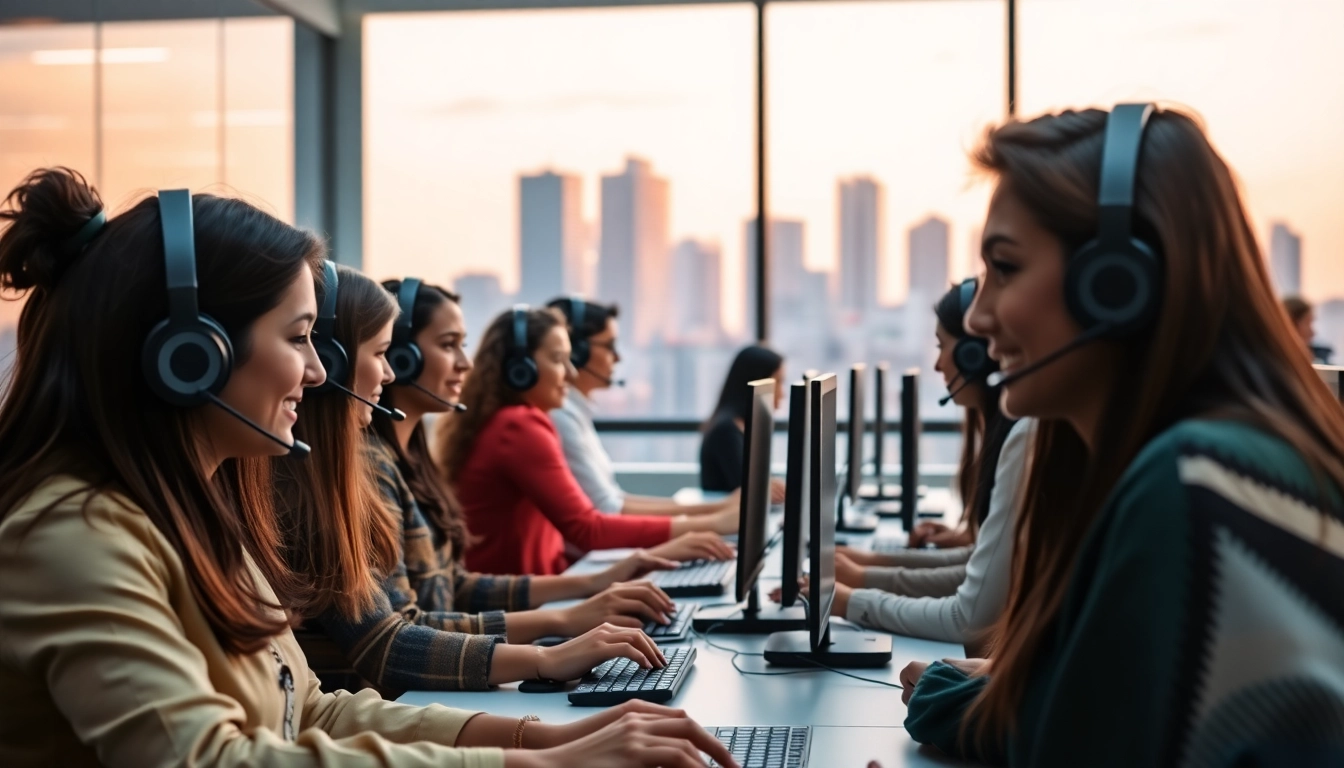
[[364, 0, 1344, 337]]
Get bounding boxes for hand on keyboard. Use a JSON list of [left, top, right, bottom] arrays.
[[589, 550, 681, 593], [560, 582, 676, 633], [536, 624, 666, 682], [530, 700, 739, 768], [648, 531, 736, 562]]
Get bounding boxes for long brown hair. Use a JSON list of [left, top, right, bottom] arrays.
[[966, 107, 1344, 747], [373, 279, 468, 555], [437, 305, 564, 483], [0, 167, 322, 655], [934, 280, 1014, 539], [273, 265, 400, 619]]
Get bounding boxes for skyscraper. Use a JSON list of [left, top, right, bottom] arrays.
[[743, 217, 806, 334], [838, 176, 883, 316], [519, 170, 584, 305], [670, 238, 723, 343], [599, 157, 670, 346], [1270, 222, 1302, 296], [908, 215, 950, 306]]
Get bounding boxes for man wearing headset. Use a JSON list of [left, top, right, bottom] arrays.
[[547, 296, 738, 519]]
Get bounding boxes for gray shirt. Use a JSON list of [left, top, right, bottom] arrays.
[[846, 418, 1035, 644], [549, 390, 624, 514]]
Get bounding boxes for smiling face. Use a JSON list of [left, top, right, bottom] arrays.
[[352, 317, 396, 427], [577, 317, 621, 392], [399, 298, 472, 418], [201, 268, 325, 460], [966, 183, 1117, 430], [522, 325, 577, 411]]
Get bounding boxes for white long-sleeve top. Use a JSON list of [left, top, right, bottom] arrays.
[[845, 418, 1035, 644]]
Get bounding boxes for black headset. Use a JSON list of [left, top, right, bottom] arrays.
[[310, 260, 348, 393], [565, 297, 591, 369], [503, 304, 539, 391], [952, 277, 997, 383], [142, 189, 235, 407], [1064, 102, 1162, 338], [387, 278, 425, 384]]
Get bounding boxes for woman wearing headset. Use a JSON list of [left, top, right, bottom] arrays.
[[784, 279, 1028, 653], [274, 265, 677, 698], [898, 106, 1344, 766], [439, 306, 738, 576], [0, 168, 736, 768]]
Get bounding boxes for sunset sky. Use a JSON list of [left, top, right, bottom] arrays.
[[364, 0, 1344, 336]]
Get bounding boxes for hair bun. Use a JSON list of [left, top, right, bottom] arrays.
[[0, 167, 106, 294]]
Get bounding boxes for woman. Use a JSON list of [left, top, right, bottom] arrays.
[[796, 279, 1028, 651], [900, 105, 1344, 766], [0, 168, 736, 768], [440, 306, 738, 576], [275, 265, 676, 697], [700, 344, 788, 501]]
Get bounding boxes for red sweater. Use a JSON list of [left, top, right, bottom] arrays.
[[458, 405, 672, 575]]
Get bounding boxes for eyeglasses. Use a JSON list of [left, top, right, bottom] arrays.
[[590, 340, 619, 356]]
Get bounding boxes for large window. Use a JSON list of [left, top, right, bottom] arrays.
[[365, 6, 755, 426], [0, 15, 294, 385], [1020, 0, 1344, 358]]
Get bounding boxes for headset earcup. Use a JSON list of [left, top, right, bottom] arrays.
[[142, 314, 234, 407], [571, 339, 590, 370], [953, 336, 994, 381], [505, 356, 540, 392], [387, 340, 424, 385], [1065, 237, 1161, 336], [312, 336, 349, 393]]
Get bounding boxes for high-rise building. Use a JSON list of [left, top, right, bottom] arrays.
[[908, 215, 950, 306], [743, 217, 806, 335], [838, 176, 883, 316], [599, 157, 670, 346], [454, 272, 510, 340], [519, 170, 584, 306], [1269, 222, 1302, 296], [670, 238, 723, 343]]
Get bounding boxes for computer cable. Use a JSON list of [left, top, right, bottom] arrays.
[[693, 621, 904, 690]]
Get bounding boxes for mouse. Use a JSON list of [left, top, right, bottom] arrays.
[[532, 635, 570, 648], [518, 678, 569, 694]]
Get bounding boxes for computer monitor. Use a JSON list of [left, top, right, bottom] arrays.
[[779, 380, 811, 608], [870, 362, 894, 500], [690, 380, 807, 634], [764, 373, 892, 668], [1315, 364, 1344, 403], [838, 365, 879, 532], [900, 368, 923, 533]]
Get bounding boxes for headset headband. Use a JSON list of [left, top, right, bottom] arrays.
[[159, 189, 198, 326], [316, 260, 338, 339], [958, 277, 976, 317], [396, 278, 421, 335], [512, 304, 529, 352], [570, 297, 586, 335], [1097, 103, 1154, 247]]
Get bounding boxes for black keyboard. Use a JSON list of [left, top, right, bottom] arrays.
[[706, 725, 811, 768], [644, 602, 697, 642], [568, 646, 695, 707], [648, 559, 734, 597]]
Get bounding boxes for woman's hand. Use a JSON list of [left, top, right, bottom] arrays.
[[768, 576, 852, 618], [537, 624, 665, 682], [834, 551, 866, 587], [648, 531, 735, 562], [900, 661, 929, 706], [527, 703, 739, 768], [907, 522, 949, 548], [589, 551, 680, 594], [769, 477, 787, 505], [559, 583, 675, 633]]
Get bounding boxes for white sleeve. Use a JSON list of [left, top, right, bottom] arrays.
[[549, 407, 625, 514], [846, 418, 1034, 643]]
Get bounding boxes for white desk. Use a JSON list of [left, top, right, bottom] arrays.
[[401, 517, 975, 766]]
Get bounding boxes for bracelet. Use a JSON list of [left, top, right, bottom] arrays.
[[513, 714, 540, 749]]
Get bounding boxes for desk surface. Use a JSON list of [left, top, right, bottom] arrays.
[[401, 517, 975, 766]]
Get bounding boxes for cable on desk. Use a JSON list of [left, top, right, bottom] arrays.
[[694, 622, 904, 690]]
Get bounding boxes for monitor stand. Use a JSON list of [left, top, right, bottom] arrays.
[[763, 627, 893, 668], [690, 584, 806, 635], [837, 493, 880, 532]]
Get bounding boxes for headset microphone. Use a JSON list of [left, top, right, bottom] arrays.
[[939, 373, 974, 407], [408, 381, 468, 412], [583, 367, 625, 388], [986, 323, 1114, 389], [328, 381, 405, 421], [204, 392, 310, 458]]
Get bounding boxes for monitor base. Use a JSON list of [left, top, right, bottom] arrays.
[[763, 629, 893, 668], [692, 603, 807, 635]]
